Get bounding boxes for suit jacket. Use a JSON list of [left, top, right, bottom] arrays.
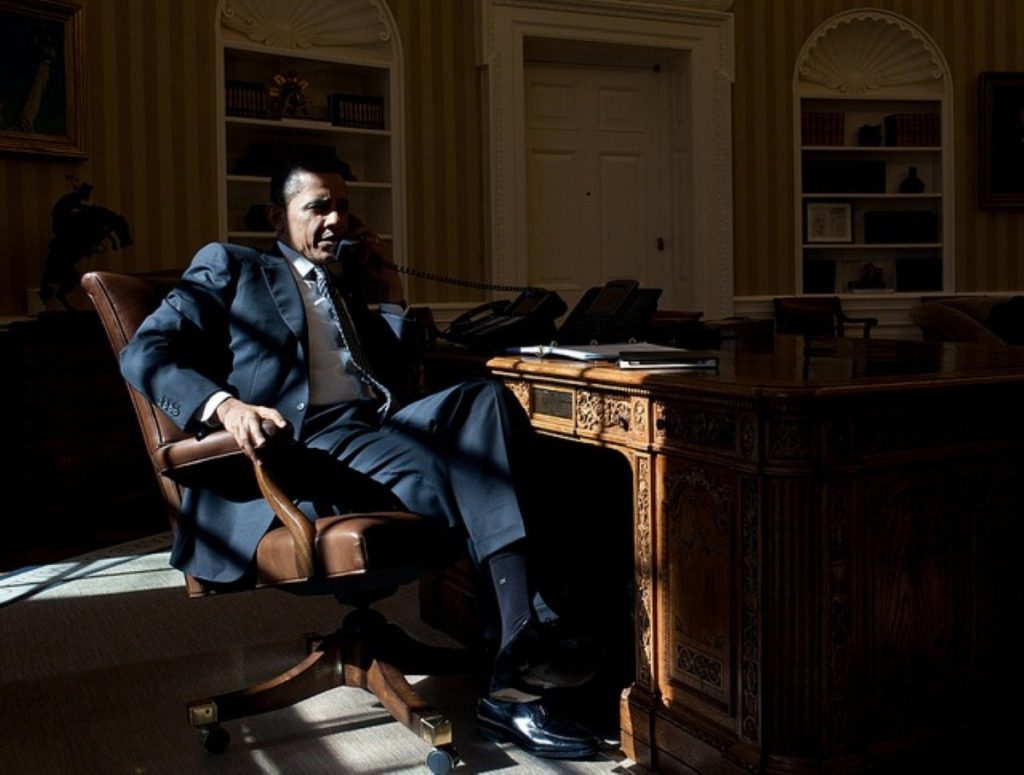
[[120, 241, 419, 583]]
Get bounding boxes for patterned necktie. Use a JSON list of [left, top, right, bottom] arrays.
[[312, 264, 393, 417]]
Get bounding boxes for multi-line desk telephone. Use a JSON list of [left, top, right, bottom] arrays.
[[441, 278, 662, 351]]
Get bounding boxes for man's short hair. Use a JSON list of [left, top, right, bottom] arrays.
[[269, 152, 348, 205]]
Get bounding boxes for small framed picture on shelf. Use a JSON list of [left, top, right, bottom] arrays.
[[805, 202, 852, 243], [979, 71, 1024, 207]]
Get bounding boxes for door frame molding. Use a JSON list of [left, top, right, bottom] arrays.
[[478, 0, 735, 317]]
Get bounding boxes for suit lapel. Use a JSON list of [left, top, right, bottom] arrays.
[[261, 255, 306, 342]]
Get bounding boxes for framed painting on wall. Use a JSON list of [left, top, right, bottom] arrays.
[[979, 72, 1024, 207], [0, 0, 85, 158]]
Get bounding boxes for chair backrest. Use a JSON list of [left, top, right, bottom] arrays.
[[81, 270, 187, 527], [910, 297, 1010, 346], [773, 296, 844, 337]]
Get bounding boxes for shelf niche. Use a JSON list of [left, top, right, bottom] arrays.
[[216, 0, 405, 261], [792, 10, 953, 297]]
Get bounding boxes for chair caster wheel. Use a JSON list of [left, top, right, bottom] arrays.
[[426, 744, 458, 773], [198, 724, 230, 754]]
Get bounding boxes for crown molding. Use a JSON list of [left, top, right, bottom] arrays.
[[796, 9, 947, 95], [220, 0, 392, 52]]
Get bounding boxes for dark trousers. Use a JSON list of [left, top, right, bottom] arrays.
[[300, 378, 532, 564]]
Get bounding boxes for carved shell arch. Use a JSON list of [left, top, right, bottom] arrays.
[[220, 0, 395, 53], [796, 10, 948, 96]]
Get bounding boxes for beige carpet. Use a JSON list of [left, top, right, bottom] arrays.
[[0, 534, 642, 774]]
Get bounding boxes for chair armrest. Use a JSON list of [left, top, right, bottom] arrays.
[[842, 314, 879, 338], [254, 463, 317, 578], [911, 302, 1007, 346], [151, 430, 243, 475], [154, 425, 317, 579]]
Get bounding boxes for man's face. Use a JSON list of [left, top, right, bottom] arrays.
[[271, 170, 350, 264]]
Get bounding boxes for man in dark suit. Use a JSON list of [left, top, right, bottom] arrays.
[[119, 156, 600, 759]]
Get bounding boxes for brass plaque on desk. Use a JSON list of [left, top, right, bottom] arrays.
[[532, 386, 574, 419]]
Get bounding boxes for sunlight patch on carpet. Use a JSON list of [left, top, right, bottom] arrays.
[[0, 533, 175, 606]]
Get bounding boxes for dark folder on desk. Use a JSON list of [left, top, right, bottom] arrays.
[[616, 348, 719, 370]]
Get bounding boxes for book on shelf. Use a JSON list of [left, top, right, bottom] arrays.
[[884, 112, 941, 146], [328, 93, 386, 129], [225, 80, 268, 119], [801, 111, 845, 146]]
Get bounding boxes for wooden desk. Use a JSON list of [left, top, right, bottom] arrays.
[[482, 336, 1024, 773]]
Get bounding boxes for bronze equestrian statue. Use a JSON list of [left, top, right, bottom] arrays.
[[38, 181, 133, 310]]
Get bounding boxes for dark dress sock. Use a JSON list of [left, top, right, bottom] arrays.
[[487, 545, 533, 649]]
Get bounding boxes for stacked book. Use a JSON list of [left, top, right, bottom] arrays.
[[329, 93, 386, 130], [801, 111, 845, 146], [884, 113, 941, 146], [225, 80, 268, 119]]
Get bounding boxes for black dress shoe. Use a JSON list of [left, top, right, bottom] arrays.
[[477, 696, 601, 759], [488, 619, 599, 702]]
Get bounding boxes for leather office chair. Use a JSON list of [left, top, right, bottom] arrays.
[[772, 296, 878, 338], [81, 270, 465, 773]]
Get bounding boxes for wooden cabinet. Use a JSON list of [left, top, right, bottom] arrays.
[[1, 314, 164, 570], [793, 10, 952, 298], [216, 0, 404, 256]]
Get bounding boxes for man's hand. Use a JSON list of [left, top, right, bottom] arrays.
[[215, 398, 289, 464], [347, 220, 404, 304]]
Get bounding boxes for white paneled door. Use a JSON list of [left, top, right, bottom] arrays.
[[525, 61, 676, 312]]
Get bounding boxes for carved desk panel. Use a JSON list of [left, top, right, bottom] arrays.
[[486, 338, 1024, 774]]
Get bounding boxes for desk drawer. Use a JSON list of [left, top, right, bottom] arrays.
[[512, 380, 651, 445], [654, 398, 758, 462]]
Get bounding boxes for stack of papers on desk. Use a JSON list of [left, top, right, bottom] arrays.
[[510, 342, 718, 369], [511, 343, 637, 360]]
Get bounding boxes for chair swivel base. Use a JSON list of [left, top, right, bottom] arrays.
[[186, 608, 463, 771]]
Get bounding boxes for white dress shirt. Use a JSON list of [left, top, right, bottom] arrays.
[[200, 242, 405, 422]]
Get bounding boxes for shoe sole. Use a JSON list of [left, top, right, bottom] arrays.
[[476, 718, 600, 760], [488, 685, 543, 703], [489, 662, 595, 702], [522, 663, 596, 690]]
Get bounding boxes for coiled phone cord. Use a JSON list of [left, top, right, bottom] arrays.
[[394, 264, 535, 294]]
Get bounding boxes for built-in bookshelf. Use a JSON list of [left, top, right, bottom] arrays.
[[793, 10, 953, 298], [216, 0, 404, 257], [799, 97, 944, 295]]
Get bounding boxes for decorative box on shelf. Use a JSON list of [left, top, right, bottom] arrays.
[[803, 159, 887, 194], [863, 210, 939, 243]]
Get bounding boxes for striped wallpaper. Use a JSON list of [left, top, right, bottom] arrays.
[[733, 0, 1024, 296], [386, 0, 484, 304], [1, 0, 1022, 316], [0, 0, 220, 316]]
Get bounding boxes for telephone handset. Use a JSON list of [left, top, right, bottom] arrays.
[[443, 288, 568, 351], [555, 279, 662, 345]]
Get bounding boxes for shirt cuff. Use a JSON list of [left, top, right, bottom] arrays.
[[200, 390, 233, 425]]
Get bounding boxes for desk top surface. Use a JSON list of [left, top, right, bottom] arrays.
[[484, 336, 1024, 397]]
